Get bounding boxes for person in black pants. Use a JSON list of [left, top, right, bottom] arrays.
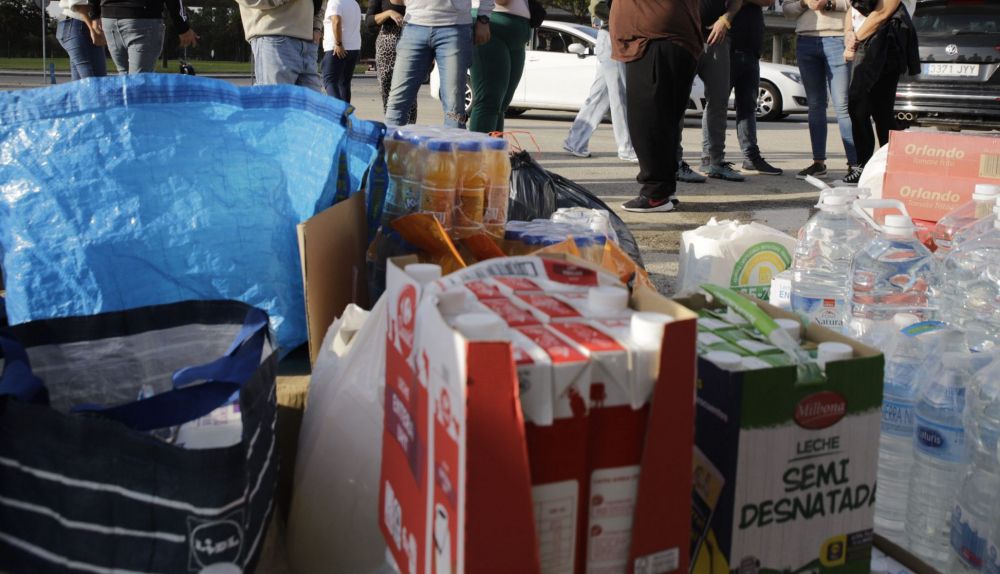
[[611, 0, 702, 213], [366, 0, 417, 122], [843, 0, 918, 183]]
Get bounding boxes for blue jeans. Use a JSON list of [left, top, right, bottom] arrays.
[[103, 17, 163, 74], [322, 50, 359, 102], [57, 19, 107, 80], [385, 23, 473, 128], [251, 36, 323, 92], [731, 49, 761, 161], [563, 29, 635, 160], [796, 35, 857, 166]]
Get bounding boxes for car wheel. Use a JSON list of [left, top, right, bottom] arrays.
[[756, 81, 782, 122], [505, 107, 526, 118], [464, 75, 473, 116]]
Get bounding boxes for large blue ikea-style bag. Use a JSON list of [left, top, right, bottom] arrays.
[[0, 75, 380, 352]]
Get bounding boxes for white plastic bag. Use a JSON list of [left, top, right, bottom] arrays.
[[287, 298, 388, 574], [859, 143, 890, 199], [676, 218, 796, 299]]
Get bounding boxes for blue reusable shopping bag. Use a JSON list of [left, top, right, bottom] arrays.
[[0, 74, 381, 352]]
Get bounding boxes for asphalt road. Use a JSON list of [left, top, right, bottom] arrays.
[[0, 71, 845, 292]]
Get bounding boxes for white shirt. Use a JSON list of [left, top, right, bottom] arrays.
[[323, 0, 363, 51]]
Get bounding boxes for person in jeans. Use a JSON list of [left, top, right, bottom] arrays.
[[384, 0, 494, 127], [562, 0, 637, 162], [612, 0, 701, 213], [469, 0, 531, 133], [783, 0, 858, 182], [675, 0, 745, 184], [54, 0, 107, 80], [236, 0, 326, 91], [322, 0, 361, 101], [845, 0, 918, 181], [366, 0, 416, 122], [730, 0, 783, 176], [89, 0, 196, 74]]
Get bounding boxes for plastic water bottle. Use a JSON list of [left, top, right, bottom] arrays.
[[907, 348, 975, 569], [873, 315, 940, 544], [934, 184, 1000, 257], [938, 209, 1000, 353], [849, 214, 936, 338], [983, 442, 1000, 574], [950, 354, 1000, 571], [952, 195, 1000, 250], [790, 193, 871, 333]]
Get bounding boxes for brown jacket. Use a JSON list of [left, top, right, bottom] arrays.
[[610, 0, 703, 62]]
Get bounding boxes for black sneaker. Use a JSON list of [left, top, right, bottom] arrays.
[[622, 195, 678, 213], [796, 163, 828, 180], [676, 161, 707, 183], [705, 162, 746, 182], [742, 157, 783, 176], [837, 166, 864, 186]]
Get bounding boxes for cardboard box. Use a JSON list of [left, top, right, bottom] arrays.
[[881, 131, 1000, 223], [379, 255, 699, 574], [680, 294, 885, 574], [296, 193, 370, 364]]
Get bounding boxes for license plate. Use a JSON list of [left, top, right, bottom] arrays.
[[922, 63, 980, 77]]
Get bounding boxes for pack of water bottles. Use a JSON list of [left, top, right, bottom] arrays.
[[502, 208, 617, 265], [776, 178, 1000, 571]]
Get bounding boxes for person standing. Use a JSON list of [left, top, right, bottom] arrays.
[[236, 0, 325, 91], [783, 0, 858, 181], [89, 0, 196, 74], [468, 0, 531, 133], [54, 0, 108, 80], [675, 0, 745, 183], [730, 0, 783, 175], [366, 0, 417, 122], [844, 0, 918, 181], [322, 0, 362, 101], [561, 0, 637, 162], [383, 0, 495, 128], [612, 0, 701, 212]]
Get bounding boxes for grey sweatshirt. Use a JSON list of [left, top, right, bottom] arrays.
[[407, 0, 494, 26]]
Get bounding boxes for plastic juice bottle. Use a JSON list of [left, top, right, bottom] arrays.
[[482, 137, 511, 237], [400, 130, 434, 216], [454, 138, 487, 235], [381, 131, 408, 227], [419, 138, 458, 231]]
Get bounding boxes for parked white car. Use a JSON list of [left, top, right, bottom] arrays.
[[430, 20, 807, 121]]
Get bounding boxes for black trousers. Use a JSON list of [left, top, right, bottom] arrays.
[[849, 53, 901, 168], [626, 40, 698, 200]]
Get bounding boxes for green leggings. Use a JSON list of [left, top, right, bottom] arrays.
[[469, 12, 531, 133]]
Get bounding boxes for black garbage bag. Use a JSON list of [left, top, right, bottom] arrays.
[[508, 150, 644, 267]]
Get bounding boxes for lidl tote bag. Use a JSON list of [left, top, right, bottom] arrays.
[[0, 300, 278, 574]]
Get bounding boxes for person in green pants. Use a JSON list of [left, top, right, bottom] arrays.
[[469, 0, 532, 133]]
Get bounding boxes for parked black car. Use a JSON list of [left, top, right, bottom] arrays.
[[895, 0, 1000, 130]]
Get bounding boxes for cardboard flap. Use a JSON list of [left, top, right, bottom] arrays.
[[297, 193, 369, 364]]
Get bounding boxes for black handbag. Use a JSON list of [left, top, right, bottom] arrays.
[[528, 0, 547, 28]]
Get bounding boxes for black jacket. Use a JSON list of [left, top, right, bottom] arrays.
[[849, 0, 920, 95], [89, 0, 190, 34], [365, 0, 405, 34]]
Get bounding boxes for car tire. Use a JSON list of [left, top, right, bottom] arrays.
[[464, 75, 473, 116], [756, 81, 782, 122]]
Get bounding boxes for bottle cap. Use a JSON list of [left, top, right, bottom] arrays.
[[631, 312, 674, 349], [822, 194, 851, 207], [454, 313, 506, 341], [703, 351, 742, 371], [817, 341, 853, 369], [882, 214, 914, 236], [973, 184, 1000, 201], [893, 313, 921, 329], [775, 318, 802, 341], [588, 286, 630, 315], [438, 289, 470, 315], [455, 139, 484, 152], [483, 137, 509, 151], [405, 263, 442, 285], [424, 138, 456, 152]]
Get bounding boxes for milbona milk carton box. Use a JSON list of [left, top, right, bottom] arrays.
[[689, 298, 884, 574]]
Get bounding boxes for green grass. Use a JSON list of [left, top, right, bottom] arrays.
[[1, 57, 369, 75]]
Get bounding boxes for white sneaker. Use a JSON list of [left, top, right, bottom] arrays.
[[562, 143, 591, 158]]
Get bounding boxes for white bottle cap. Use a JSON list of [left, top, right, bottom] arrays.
[[630, 312, 674, 349], [893, 313, 921, 329], [454, 313, 505, 341], [882, 214, 914, 236], [437, 288, 470, 315], [405, 263, 442, 285], [822, 194, 851, 207], [703, 351, 743, 371], [973, 184, 1000, 201], [588, 286, 630, 314], [817, 341, 853, 369], [775, 318, 802, 342]]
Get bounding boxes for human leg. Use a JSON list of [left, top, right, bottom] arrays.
[[469, 19, 510, 132], [497, 16, 530, 132], [431, 24, 474, 128], [102, 18, 129, 74], [563, 62, 610, 156], [60, 19, 106, 80], [869, 65, 901, 148], [699, 38, 731, 168], [339, 50, 359, 102], [385, 24, 435, 126], [599, 29, 635, 159], [293, 38, 323, 92], [796, 35, 829, 165], [732, 49, 761, 161], [849, 83, 876, 168], [251, 36, 306, 86], [322, 51, 338, 96], [375, 31, 396, 110], [822, 36, 858, 167], [108, 18, 163, 73]]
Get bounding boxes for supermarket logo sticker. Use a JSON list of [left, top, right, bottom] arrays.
[[187, 511, 244, 570], [794, 391, 847, 430], [395, 284, 418, 355]]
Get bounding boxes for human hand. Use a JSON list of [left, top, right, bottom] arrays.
[[474, 20, 490, 45], [89, 20, 106, 46], [179, 28, 198, 48], [388, 10, 403, 25], [335, 46, 347, 58], [707, 18, 729, 45], [844, 47, 855, 61], [313, 29, 323, 44]]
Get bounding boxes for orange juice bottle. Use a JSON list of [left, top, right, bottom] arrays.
[[482, 137, 511, 238], [381, 130, 408, 227], [454, 138, 487, 236], [420, 138, 458, 231]]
